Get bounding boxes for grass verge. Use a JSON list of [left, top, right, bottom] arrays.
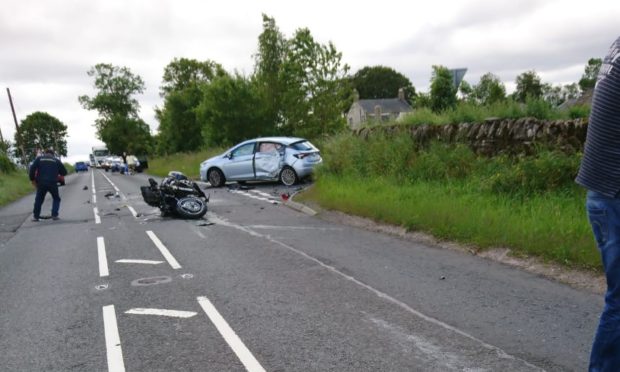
[[0, 171, 33, 207], [147, 149, 225, 179], [299, 174, 598, 270]]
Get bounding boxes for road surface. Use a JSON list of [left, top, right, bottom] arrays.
[[0, 169, 603, 371]]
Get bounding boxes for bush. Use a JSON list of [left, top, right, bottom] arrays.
[[0, 153, 16, 173], [407, 142, 478, 182], [483, 150, 582, 196], [568, 104, 591, 119]]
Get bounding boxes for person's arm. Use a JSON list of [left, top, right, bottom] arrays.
[[58, 160, 68, 176], [29, 158, 38, 181]]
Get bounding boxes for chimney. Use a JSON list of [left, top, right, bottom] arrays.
[[398, 88, 405, 101], [374, 105, 382, 123]]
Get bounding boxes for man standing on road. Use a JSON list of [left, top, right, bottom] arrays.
[[576, 35, 620, 372], [28, 148, 67, 222]]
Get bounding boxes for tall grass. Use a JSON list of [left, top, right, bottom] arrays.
[[148, 148, 225, 179], [0, 170, 32, 207], [308, 131, 597, 269], [398, 99, 587, 127]]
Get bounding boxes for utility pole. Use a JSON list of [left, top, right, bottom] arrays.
[[6, 88, 27, 167]]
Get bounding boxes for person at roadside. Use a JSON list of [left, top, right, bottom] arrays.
[[576, 35, 620, 372], [28, 148, 67, 222]]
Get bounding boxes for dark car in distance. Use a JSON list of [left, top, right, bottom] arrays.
[[75, 161, 88, 172]]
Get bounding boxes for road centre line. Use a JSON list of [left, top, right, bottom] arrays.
[[102, 305, 125, 372], [125, 308, 197, 318], [91, 170, 96, 193], [206, 212, 542, 370], [115, 259, 163, 265], [99, 171, 126, 200], [146, 230, 181, 269], [93, 194, 97, 204], [97, 237, 109, 277], [197, 296, 266, 372], [94, 207, 101, 224]]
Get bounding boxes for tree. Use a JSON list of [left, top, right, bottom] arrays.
[[542, 82, 581, 107], [471, 72, 506, 105], [254, 14, 287, 127], [278, 28, 351, 138], [156, 58, 226, 153], [579, 58, 602, 91], [78, 63, 152, 154], [514, 70, 543, 102], [429, 65, 457, 112], [351, 65, 415, 101], [197, 74, 272, 146], [253, 16, 351, 139], [13, 111, 67, 164], [458, 80, 473, 101]]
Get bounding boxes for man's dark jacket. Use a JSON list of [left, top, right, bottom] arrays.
[[29, 155, 67, 185]]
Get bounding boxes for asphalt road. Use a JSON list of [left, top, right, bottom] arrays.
[[0, 169, 604, 371]]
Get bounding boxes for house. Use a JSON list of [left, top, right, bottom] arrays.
[[347, 88, 413, 129]]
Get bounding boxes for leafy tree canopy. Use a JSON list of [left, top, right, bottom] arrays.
[[351, 65, 416, 101], [472, 72, 506, 105], [159, 58, 226, 97], [79, 63, 152, 154], [514, 70, 543, 102], [13, 111, 67, 163], [579, 58, 602, 91], [429, 65, 457, 112]]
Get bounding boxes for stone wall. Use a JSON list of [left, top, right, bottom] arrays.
[[353, 118, 588, 156]]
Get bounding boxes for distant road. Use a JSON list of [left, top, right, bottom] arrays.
[[0, 169, 602, 371]]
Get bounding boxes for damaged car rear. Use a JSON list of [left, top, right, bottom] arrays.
[[199, 137, 322, 187]]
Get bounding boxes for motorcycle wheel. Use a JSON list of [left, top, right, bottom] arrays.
[[175, 196, 207, 219]]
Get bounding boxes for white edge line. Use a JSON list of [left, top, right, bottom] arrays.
[[146, 230, 181, 269], [197, 296, 266, 372], [208, 212, 543, 371], [127, 205, 137, 218], [97, 237, 109, 277], [102, 305, 125, 372], [125, 308, 197, 318], [115, 259, 163, 265], [94, 207, 101, 224]]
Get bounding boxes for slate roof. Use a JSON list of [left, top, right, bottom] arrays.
[[357, 98, 412, 114]]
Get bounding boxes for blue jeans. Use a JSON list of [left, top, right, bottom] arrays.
[[587, 191, 620, 371], [33, 183, 61, 218]]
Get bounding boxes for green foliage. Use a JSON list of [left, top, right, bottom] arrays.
[[197, 74, 274, 146], [148, 149, 225, 179], [156, 58, 227, 154], [568, 104, 591, 119], [514, 70, 543, 102], [79, 63, 152, 155], [0, 152, 16, 173], [0, 171, 31, 207], [254, 16, 351, 139], [429, 65, 457, 112], [524, 97, 555, 120], [471, 73, 506, 105], [351, 65, 416, 101], [407, 142, 479, 182], [483, 150, 582, 196], [579, 58, 602, 91], [13, 111, 68, 164]]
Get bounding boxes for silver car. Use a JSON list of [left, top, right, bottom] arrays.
[[199, 137, 322, 187]]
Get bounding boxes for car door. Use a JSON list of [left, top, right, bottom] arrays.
[[221, 142, 256, 181], [254, 141, 284, 179]]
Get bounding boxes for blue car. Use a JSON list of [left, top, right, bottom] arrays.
[[75, 161, 88, 172]]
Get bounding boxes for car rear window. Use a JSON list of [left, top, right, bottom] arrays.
[[289, 141, 316, 151]]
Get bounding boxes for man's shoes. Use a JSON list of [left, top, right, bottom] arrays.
[[52, 216, 60, 221], [31, 217, 39, 222]]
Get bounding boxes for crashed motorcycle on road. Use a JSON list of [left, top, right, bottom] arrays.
[[141, 171, 208, 219]]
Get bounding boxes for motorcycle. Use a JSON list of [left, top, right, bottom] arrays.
[[140, 171, 209, 219]]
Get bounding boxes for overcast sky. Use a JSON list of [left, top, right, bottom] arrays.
[[1, 0, 618, 163]]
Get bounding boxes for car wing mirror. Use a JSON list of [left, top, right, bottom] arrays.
[[225, 153, 233, 159]]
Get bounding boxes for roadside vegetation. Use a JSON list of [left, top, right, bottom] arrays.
[[0, 153, 31, 207], [148, 149, 225, 179], [298, 132, 597, 270]]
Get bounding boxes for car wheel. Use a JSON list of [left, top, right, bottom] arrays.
[[207, 168, 225, 187], [279, 166, 298, 186]]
